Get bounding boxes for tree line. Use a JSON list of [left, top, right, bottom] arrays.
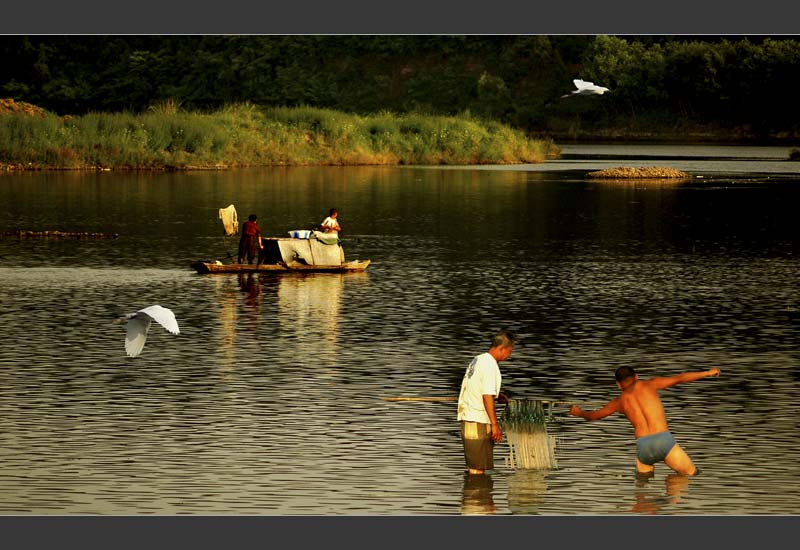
[[2, 35, 798, 138]]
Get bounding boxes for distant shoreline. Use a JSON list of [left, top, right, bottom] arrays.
[[538, 126, 800, 147]]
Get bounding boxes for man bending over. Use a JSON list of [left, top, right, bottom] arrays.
[[569, 366, 720, 476]]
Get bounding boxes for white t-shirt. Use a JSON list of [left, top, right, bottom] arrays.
[[320, 216, 339, 235], [457, 352, 501, 424]]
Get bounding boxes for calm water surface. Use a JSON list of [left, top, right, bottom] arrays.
[[0, 145, 798, 515]]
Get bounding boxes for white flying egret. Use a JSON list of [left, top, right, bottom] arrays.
[[113, 305, 180, 357], [561, 79, 610, 98]]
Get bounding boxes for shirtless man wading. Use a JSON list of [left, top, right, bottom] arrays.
[[569, 366, 721, 476]]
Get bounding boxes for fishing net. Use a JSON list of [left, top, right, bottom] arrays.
[[502, 399, 558, 470], [219, 204, 239, 236]]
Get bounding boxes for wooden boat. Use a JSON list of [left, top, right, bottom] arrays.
[[190, 235, 371, 274], [191, 259, 370, 274]]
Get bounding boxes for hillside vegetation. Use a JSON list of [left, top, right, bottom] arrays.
[[2, 36, 799, 141]]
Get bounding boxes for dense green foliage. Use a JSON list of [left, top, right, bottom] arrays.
[[2, 35, 799, 139], [0, 104, 557, 169], [577, 36, 800, 135]]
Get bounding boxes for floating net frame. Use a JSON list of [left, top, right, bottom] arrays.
[[501, 399, 558, 470]]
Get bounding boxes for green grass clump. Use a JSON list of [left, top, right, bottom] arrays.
[[0, 102, 559, 170]]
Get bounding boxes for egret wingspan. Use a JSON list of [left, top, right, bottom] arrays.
[[137, 305, 180, 335], [562, 79, 609, 98], [115, 304, 180, 357], [124, 315, 152, 357]]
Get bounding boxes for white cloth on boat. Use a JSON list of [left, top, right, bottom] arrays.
[[277, 238, 344, 265], [312, 230, 340, 246]]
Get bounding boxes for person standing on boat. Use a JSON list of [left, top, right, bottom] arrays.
[[319, 208, 342, 236], [237, 214, 263, 264], [457, 329, 514, 475], [569, 365, 720, 476]]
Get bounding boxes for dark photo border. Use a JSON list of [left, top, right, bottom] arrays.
[[3, 0, 800, 34], [5, 515, 798, 548]]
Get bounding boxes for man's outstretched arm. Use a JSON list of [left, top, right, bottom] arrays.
[[649, 368, 721, 390], [570, 398, 621, 421]]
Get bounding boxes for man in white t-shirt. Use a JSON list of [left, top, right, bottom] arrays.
[[319, 208, 341, 236], [457, 329, 515, 474]]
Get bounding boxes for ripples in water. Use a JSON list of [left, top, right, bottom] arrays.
[[1, 163, 799, 514]]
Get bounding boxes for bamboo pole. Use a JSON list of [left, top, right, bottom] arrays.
[[382, 396, 458, 402], [383, 396, 594, 470], [382, 396, 592, 406]]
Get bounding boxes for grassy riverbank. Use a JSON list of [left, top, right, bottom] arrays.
[[0, 100, 559, 170]]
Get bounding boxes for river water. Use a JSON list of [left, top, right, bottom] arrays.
[[0, 144, 798, 515]]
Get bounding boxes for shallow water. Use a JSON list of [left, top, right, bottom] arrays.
[[0, 145, 799, 514]]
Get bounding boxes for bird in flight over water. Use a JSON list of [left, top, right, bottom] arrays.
[[113, 305, 180, 357], [561, 79, 610, 98]]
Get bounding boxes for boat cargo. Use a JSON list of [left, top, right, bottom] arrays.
[[191, 233, 370, 274]]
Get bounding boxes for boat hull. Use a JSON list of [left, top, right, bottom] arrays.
[[191, 259, 370, 274]]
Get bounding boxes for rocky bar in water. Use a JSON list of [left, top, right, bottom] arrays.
[[586, 166, 690, 178], [1, 230, 119, 239]]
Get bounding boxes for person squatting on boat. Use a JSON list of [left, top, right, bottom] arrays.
[[569, 365, 721, 476], [238, 214, 263, 264], [457, 329, 514, 475]]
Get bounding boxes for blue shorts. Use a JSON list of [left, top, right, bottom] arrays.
[[636, 431, 676, 465]]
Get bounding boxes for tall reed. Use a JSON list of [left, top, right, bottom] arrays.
[[0, 103, 560, 170]]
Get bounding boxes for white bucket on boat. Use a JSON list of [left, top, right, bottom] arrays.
[[288, 230, 311, 239]]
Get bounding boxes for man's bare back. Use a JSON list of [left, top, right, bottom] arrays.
[[614, 379, 671, 438], [569, 366, 720, 476]]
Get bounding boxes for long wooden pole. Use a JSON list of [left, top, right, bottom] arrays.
[[382, 396, 584, 405], [382, 396, 458, 402]]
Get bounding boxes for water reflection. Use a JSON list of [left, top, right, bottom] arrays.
[[461, 473, 496, 515], [218, 276, 240, 381], [630, 473, 692, 515], [238, 273, 262, 307], [1, 154, 799, 515], [277, 273, 344, 369], [507, 469, 549, 514], [588, 178, 690, 188]]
